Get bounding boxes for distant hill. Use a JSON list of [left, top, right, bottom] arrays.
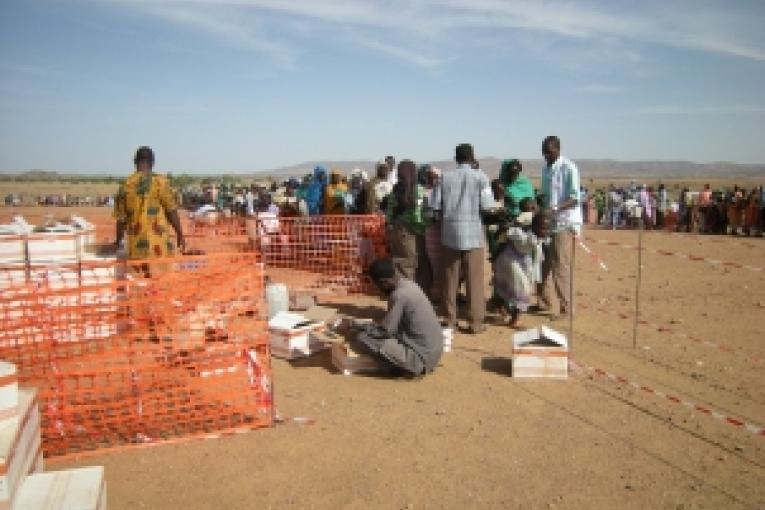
[[1, 159, 762, 180], [260, 159, 765, 180]]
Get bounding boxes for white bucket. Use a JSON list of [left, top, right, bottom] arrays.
[[266, 282, 289, 319]]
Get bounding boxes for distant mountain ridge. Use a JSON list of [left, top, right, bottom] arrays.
[[263, 158, 765, 180]]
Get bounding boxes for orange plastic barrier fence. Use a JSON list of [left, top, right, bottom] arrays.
[[185, 213, 249, 237], [252, 215, 388, 295], [0, 252, 272, 459]]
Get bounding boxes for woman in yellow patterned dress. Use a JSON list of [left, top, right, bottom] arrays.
[[113, 146, 185, 259]]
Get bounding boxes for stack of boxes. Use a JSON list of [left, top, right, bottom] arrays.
[[0, 361, 107, 510], [0, 361, 42, 510]]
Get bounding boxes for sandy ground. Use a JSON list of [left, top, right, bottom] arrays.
[[3, 205, 764, 509]]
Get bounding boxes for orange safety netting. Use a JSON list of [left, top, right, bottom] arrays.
[[0, 253, 272, 459], [185, 214, 249, 237], [252, 215, 388, 295]]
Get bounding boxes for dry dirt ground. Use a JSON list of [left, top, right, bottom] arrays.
[[2, 206, 764, 510]]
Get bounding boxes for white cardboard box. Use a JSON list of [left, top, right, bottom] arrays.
[[0, 388, 42, 510], [331, 342, 388, 376], [0, 364, 17, 421], [512, 326, 568, 379], [12, 466, 106, 510], [269, 312, 328, 360]]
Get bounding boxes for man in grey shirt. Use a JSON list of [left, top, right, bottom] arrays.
[[432, 143, 495, 333], [355, 259, 443, 376]]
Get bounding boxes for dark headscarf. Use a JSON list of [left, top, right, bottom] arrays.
[[306, 165, 327, 215], [393, 160, 417, 217], [417, 164, 431, 186]]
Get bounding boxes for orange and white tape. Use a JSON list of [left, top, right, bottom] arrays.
[[578, 302, 763, 365], [583, 236, 763, 273], [570, 359, 765, 436]]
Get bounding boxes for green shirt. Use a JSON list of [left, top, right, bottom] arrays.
[[387, 185, 428, 235], [504, 176, 535, 217]]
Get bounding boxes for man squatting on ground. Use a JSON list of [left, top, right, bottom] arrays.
[[354, 259, 444, 377]]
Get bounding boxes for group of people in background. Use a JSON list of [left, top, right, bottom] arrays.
[[3, 193, 114, 207], [584, 182, 764, 235]]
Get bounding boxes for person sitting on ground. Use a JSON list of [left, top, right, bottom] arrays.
[[354, 258, 443, 377], [491, 209, 551, 327]]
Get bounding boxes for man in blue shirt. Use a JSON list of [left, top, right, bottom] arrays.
[[432, 143, 495, 333]]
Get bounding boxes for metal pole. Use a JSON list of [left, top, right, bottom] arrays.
[[569, 232, 576, 354], [632, 221, 643, 349]]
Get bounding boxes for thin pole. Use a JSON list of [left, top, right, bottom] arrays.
[[632, 221, 643, 349], [569, 232, 576, 354]]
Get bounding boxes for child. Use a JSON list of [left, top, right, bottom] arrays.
[[491, 197, 537, 261], [491, 208, 550, 327]]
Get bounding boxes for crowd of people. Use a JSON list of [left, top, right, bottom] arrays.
[[3, 193, 114, 207], [582, 182, 764, 234], [111, 140, 581, 378], [22, 142, 763, 379]]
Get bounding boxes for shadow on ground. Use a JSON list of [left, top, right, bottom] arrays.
[[481, 356, 512, 377]]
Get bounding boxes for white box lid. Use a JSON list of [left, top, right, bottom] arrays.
[[268, 312, 322, 332], [512, 326, 568, 350]]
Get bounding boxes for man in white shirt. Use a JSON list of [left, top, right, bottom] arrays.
[[539, 136, 581, 318]]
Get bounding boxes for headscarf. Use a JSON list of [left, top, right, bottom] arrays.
[[350, 168, 365, 191], [500, 158, 534, 218], [306, 166, 327, 215], [324, 169, 348, 215], [499, 159, 522, 186], [392, 160, 417, 218]]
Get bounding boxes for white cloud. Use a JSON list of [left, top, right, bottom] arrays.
[[633, 104, 765, 115], [133, 4, 298, 69], [99, 0, 765, 67], [351, 37, 446, 69]]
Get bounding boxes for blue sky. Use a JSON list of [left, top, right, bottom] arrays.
[[1, 0, 764, 173]]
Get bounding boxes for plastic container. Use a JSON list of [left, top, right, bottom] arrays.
[[266, 282, 289, 319]]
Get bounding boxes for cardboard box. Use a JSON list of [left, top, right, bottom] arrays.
[[512, 326, 568, 379], [0, 239, 26, 266], [13, 466, 106, 510], [331, 342, 388, 376], [268, 312, 328, 360], [0, 388, 42, 510], [0, 364, 17, 421]]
